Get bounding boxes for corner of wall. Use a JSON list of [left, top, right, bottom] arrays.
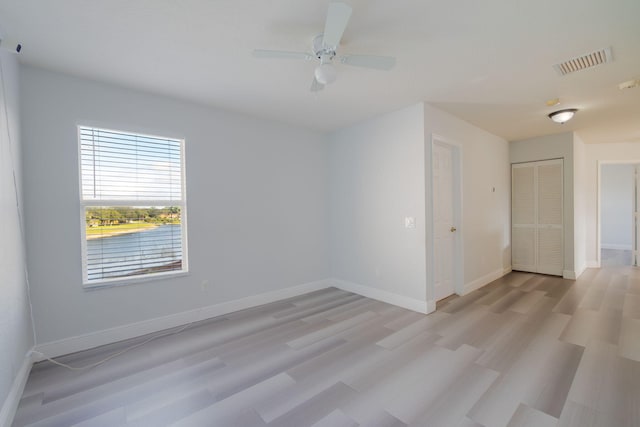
[[426, 299, 436, 314], [0, 349, 34, 427], [462, 267, 511, 295], [331, 278, 430, 314], [0, 50, 36, 427]]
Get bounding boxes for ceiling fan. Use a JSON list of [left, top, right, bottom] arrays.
[[253, 2, 396, 92]]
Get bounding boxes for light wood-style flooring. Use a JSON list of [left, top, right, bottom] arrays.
[[13, 267, 640, 426], [601, 248, 633, 267]]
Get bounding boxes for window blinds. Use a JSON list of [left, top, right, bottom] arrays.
[[80, 127, 182, 201], [79, 127, 187, 284]]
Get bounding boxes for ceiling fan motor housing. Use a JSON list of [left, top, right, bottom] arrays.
[[313, 34, 336, 60]]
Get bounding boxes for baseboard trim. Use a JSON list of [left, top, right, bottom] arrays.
[[600, 244, 632, 250], [573, 263, 587, 279], [462, 267, 511, 295], [563, 270, 577, 280], [0, 349, 35, 427], [34, 279, 332, 360], [34, 276, 439, 360], [563, 267, 587, 280], [426, 299, 436, 314], [331, 279, 429, 314]]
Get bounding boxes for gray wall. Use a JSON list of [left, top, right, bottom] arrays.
[[0, 52, 34, 409], [329, 103, 427, 302], [20, 66, 330, 344], [328, 102, 510, 307]]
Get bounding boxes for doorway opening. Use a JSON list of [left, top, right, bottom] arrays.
[[599, 163, 636, 267]]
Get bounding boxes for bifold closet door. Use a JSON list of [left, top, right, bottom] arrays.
[[512, 165, 537, 272], [512, 159, 563, 276]]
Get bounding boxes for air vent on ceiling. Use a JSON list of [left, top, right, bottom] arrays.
[[553, 47, 613, 76]]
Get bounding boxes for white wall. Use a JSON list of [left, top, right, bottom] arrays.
[[20, 66, 329, 346], [510, 132, 576, 277], [573, 133, 587, 277], [600, 164, 633, 250], [0, 52, 34, 417], [328, 103, 428, 306], [423, 104, 511, 295], [584, 142, 640, 266], [328, 102, 510, 310]]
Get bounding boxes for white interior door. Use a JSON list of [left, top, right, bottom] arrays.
[[433, 141, 456, 300]]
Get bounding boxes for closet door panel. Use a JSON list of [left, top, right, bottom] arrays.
[[513, 166, 536, 224], [512, 227, 536, 272], [537, 161, 563, 275], [512, 165, 537, 272], [538, 227, 563, 275], [538, 163, 563, 226]]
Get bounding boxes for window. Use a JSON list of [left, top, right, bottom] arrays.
[[79, 126, 188, 286]]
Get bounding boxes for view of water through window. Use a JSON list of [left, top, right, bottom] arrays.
[[86, 224, 182, 280], [85, 206, 183, 281]]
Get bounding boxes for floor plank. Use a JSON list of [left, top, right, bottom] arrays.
[[506, 403, 557, 427]]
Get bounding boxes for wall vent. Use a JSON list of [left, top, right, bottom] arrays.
[[553, 47, 613, 76]]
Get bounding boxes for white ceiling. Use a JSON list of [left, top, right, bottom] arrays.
[[1, 0, 639, 143]]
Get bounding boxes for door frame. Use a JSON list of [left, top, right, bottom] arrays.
[[427, 133, 463, 308]]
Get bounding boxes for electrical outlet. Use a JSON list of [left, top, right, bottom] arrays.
[[405, 217, 416, 228]]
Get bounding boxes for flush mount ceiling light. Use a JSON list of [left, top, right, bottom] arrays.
[[548, 108, 578, 124], [619, 79, 640, 90]]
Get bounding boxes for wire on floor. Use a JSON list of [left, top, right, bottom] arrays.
[[32, 309, 205, 371]]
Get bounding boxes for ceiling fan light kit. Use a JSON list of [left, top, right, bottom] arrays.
[[252, 2, 396, 92], [548, 108, 578, 124], [315, 63, 337, 85]]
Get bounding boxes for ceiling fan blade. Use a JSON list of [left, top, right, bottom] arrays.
[[310, 77, 325, 92], [252, 49, 313, 60], [322, 2, 352, 49], [340, 54, 396, 70]]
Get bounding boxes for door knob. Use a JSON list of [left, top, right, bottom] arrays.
[[450, 226, 457, 232]]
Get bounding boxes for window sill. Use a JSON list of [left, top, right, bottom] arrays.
[[83, 270, 190, 291]]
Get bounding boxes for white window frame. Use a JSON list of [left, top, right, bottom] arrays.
[[78, 125, 189, 288]]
